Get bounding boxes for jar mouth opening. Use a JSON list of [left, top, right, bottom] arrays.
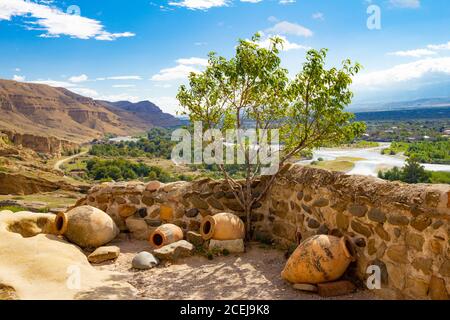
[[200, 216, 216, 240], [342, 236, 356, 261]]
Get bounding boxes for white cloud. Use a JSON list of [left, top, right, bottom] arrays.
[[151, 57, 208, 81], [240, 0, 262, 3], [312, 12, 324, 21], [255, 34, 309, 51], [151, 64, 199, 81], [0, 0, 135, 40], [151, 96, 181, 115], [112, 84, 136, 88], [387, 49, 437, 58], [96, 76, 143, 81], [169, 0, 229, 10], [354, 57, 450, 88], [279, 0, 296, 4], [69, 74, 88, 83], [428, 41, 450, 50], [15, 68, 21, 72], [266, 21, 313, 37], [389, 0, 420, 8], [97, 93, 141, 103], [13, 75, 25, 82], [71, 87, 99, 97], [176, 57, 209, 66]]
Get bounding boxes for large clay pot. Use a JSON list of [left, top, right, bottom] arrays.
[[56, 205, 119, 248], [149, 224, 184, 248], [281, 235, 356, 284], [200, 212, 245, 241]]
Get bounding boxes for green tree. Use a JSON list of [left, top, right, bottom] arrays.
[[177, 34, 365, 239], [401, 157, 431, 184]]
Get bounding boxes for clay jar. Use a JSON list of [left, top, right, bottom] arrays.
[[56, 205, 119, 248], [149, 224, 184, 248], [281, 235, 356, 284], [200, 212, 245, 241]]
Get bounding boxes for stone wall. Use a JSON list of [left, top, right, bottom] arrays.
[[77, 164, 450, 300]]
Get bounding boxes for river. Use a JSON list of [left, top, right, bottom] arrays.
[[298, 143, 450, 177]]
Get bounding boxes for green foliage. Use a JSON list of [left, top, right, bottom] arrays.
[[0, 206, 28, 212], [378, 157, 431, 184], [85, 158, 186, 182], [430, 171, 450, 184], [382, 140, 450, 164], [90, 128, 176, 159], [177, 34, 365, 239]]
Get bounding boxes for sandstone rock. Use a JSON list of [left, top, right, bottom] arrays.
[[368, 239, 376, 255], [209, 239, 245, 253], [186, 231, 204, 247], [336, 212, 349, 230], [207, 197, 224, 210], [292, 283, 318, 292], [412, 257, 433, 275], [146, 181, 161, 192], [132, 251, 159, 270], [410, 215, 431, 232], [404, 277, 429, 299], [307, 218, 320, 229], [129, 196, 141, 205], [405, 232, 424, 251], [126, 216, 150, 240], [386, 245, 408, 264], [273, 221, 296, 242], [388, 215, 409, 226], [430, 239, 443, 255], [312, 198, 329, 207], [351, 220, 372, 238], [368, 208, 386, 223], [118, 204, 137, 218], [317, 281, 356, 297], [189, 195, 209, 210], [189, 220, 201, 231], [439, 259, 450, 277], [374, 224, 390, 241], [0, 284, 19, 300], [296, 191, 304, 201], [153, 240, 194, 261], [159, 205, 173, 221], [301, 203, 312, 214], [142, 195, 154, 206], [429, 276, 449, 300], [185, 208, 200, 218], [432, 220, 444, 229], [88, 246, 120, 264], [348, 204, 367, 217]]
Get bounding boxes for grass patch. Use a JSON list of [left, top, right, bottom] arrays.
[[309, 159, 356, 172], [430, 171, 450, 184], [0, 206, 28, 212]]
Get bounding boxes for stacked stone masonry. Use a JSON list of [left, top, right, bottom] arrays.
[[76, 165, 450, 300]]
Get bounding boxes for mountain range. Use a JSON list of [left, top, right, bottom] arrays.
[[0, 79, 181, 146]]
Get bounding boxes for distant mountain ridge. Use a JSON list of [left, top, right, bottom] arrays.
[[349, 97, 450, 112], [100, 100, 181, 127], [0, 79, 181, 150]]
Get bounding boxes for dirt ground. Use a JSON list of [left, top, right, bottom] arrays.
[[95, 238, 378, 300]]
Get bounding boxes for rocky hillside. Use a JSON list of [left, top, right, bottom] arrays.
[[0, 79, 180, 152], [102, 100, 182, 127]]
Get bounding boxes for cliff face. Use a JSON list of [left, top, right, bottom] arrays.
[[2, 130, 78, 156], [0, 79, 181, 151]]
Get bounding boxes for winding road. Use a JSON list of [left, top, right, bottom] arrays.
[[53, 151, 88, 171]]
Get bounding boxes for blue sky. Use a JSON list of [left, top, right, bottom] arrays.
[[1, 0, 450, 114]]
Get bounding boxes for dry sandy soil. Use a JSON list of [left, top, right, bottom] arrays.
[[95, 238, 378, 300]]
